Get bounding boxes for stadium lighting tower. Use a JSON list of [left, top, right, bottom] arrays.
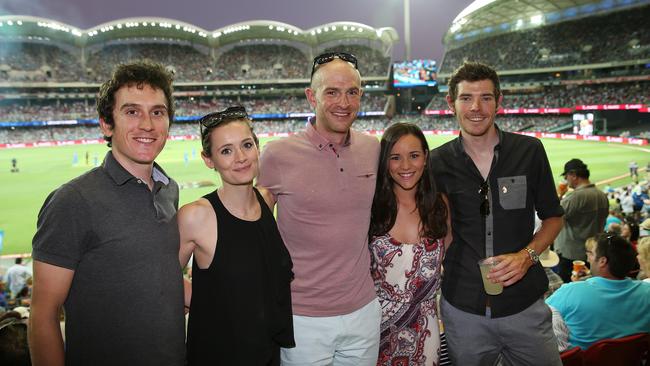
[[404, 0, 411, 60]]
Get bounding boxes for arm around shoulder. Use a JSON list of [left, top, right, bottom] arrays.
[[29, 260, 74, 366]]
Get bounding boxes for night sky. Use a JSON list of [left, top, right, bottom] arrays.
[[0, 0, 475, 61]]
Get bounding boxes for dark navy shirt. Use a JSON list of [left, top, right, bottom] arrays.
[[430, 127, 563, 318]]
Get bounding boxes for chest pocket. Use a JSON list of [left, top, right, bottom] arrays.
[[497, 175, 527, 210]]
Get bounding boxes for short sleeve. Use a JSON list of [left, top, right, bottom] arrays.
[[545, 282, 571, 316], [31, 184, 92, 270]]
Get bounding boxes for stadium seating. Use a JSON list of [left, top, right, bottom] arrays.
[[560, 346, 584, 366], [322, 45, 390, 77], [85, 43, 213, 83], [0, 41, 82, 82], [440, 6, 650, 73], [582, 333, 649, 366], [214, 44, 309, 80]]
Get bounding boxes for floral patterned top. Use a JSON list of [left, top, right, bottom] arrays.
[[370, 234, 445, 366]]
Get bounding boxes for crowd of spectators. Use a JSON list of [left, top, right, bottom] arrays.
[[0, 41, 82, 82], [0, 94, 387, 123], [85, 43, 213, 83], [441, 5, 650, 73], [0, 100, 95, 122], [214, 44, 309, 80], [426, 81, 650, 110], [0, 40, 391, 83]]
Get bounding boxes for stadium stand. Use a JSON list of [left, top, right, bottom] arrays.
[[426, 81, 650, 110], [85, 42, 213, 83], [0, 41, 82, 82], [214, 44, 309, 80], [322, 45, 390, 77], [440, 5, 650, 73]]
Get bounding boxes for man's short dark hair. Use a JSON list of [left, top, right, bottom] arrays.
[[447, 61, 501, 102], [15, 258, 22, 265], [96, 61, 175, 147], [595, 234, 637, 278]]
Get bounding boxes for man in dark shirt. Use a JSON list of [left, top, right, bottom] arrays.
[[430, 61, 564, 365], [29, 62, 185, 366]]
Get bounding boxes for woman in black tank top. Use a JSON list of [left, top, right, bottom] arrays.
[[178, 106, 294, 365]]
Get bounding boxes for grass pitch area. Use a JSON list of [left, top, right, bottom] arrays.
[[1, 135, 649, 255]]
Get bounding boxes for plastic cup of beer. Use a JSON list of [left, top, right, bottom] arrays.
[[572, 260, 586, 275], [573, 261, 587, 273], [478, 258, 503, 295]]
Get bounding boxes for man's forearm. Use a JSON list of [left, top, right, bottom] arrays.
[[528, 216, 563, 255], [29, 308, 65, 366]]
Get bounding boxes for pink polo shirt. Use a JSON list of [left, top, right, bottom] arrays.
[[258, 122, 380, 316]]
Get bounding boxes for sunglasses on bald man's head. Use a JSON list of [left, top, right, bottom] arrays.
[[310, 52, 358, 78], [199, 105, 248, 135]]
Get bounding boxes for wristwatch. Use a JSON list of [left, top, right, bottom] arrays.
[[523, 247, 540, 264]]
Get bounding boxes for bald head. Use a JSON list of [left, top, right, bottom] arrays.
[[310, 59, 361, 92]]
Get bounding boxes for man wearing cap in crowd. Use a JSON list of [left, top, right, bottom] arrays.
[[555, 158, 609, 282]]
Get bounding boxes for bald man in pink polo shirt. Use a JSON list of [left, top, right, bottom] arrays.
[[258, 52, 381, 365]]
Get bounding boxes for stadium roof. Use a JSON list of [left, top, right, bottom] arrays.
[[0, 15, 398, 49], [444, 0, 649, 46]]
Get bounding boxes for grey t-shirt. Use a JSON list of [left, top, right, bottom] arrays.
[[32, 151, 185, 366]]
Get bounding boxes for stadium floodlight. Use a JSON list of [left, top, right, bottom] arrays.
[[7, 20, 13, 25], [269, 25, 274, 30], [332, 26, 336, 31], [17, 20, 22, 25], [530, 14, 544, 25]]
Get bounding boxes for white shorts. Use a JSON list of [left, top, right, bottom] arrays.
[[281, 298, 381, 366]]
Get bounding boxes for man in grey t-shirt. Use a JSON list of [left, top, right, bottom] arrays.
[[29, 62, 185, 366]]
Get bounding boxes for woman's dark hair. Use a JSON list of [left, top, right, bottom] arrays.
[[369, 122, 447, 240]]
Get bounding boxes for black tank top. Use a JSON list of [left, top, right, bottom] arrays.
[[186, 188, 294, 366]]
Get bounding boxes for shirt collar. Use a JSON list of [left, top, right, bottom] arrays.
[[305, 116, 352, 151], [453, 124, 504, 155], [574, 183, 596, 191], [587, 276, 633, 288], [103, 151, 170, 186]]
